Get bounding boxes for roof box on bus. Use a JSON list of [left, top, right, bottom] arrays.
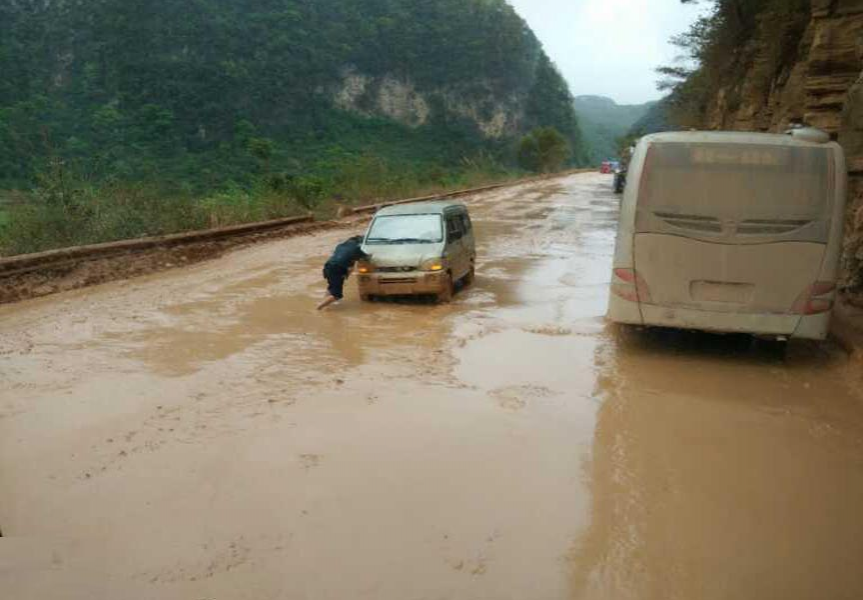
[[785, 127, 830, 144]]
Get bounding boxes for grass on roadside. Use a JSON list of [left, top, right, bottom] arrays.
[[0, 182, 309, 256], [0, 154, 522, 256]]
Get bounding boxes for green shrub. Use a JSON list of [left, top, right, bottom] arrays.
[[660, 0, 811, 126], [518, 127, 570, 173]]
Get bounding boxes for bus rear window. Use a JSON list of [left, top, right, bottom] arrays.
[[640, 143, 833, 221]]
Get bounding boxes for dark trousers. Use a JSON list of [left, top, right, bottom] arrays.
[[323, 263, 348, 299]]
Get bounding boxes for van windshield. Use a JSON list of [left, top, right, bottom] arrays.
[[366, 214, 443, 244], [641, 143, 832, 220]]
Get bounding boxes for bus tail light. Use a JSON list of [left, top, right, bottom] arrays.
[[612, 268, 652, 303], [792, 281, 836, 315]]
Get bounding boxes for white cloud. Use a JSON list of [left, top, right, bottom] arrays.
[[507, 0, 709, 104]]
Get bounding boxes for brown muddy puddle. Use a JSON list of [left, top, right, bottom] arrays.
[[2, 174, 863, 600]]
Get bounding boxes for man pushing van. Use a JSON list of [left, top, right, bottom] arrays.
[[317, 235, 370, 310]]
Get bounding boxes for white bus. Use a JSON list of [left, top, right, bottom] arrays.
[[607, 129, 847, 340]]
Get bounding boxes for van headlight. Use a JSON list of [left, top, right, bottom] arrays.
[[419, 258, 445, 272], [357, 261, 374, 274]]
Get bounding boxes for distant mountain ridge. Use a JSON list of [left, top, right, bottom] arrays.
[[627, 99, 672, 138], [574, 95, 655, 164]]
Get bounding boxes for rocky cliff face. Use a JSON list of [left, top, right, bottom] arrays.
[[333, 69, 523, 138], [703, 1, 863, 135], [701, 0, 863, 298]]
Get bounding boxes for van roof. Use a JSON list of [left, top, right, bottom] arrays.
[[374, 200, 467, 216], [641, 130, 836, 148]]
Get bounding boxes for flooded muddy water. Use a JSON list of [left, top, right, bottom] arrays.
[[1, 173, 862, 599]]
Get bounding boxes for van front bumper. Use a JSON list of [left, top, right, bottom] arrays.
[[358, 271, 447, 297], [607, 296, 831, 340]]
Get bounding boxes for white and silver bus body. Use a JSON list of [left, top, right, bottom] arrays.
[[607, 130, 847, 340]]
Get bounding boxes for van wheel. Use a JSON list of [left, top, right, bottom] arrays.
[[462, 266, 475, 287], [437, 274, 454, 303]]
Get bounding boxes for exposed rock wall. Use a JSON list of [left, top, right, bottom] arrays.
[[333, 68, 523, 138], [704, 1, 863, 134], [702, 1, 863, 298], [334, 71, 431, 128]]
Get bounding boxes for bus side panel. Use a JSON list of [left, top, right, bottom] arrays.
[[815, 144, 847, 285], [607, 141, 650, 325], [607, 294, 644, 324], [611, 141, 648, 270], [795, 145, 847, 341]]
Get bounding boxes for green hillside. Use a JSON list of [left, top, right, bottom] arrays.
[[574, 95, 653, 164], [0, 0, 584, 192], [0, 0, 587, 253], [628, 99, 673, 136]]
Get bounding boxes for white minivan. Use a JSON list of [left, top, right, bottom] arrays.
[[607, 128, 847, 340], [356, 201, 476, 302]]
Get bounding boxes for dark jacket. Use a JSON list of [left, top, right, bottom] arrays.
[[325, 237, 369, 272]]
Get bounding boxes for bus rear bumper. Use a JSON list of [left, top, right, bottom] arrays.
[[606, 295, 644, 325], [608, 298, 831, 341]]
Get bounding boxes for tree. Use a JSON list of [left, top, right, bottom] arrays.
[[247, 137, 275, 173], [659, 0, 809, 127], [518, 127, 570, 173]]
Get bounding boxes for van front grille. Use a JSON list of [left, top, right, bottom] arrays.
[[377, 266, 416, 273], [381, 278, 418, 284]]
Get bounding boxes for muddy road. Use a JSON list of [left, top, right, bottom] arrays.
[[2, 172, 863, 599]]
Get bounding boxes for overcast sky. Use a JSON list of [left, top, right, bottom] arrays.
[[507, 0, 709, 105]]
